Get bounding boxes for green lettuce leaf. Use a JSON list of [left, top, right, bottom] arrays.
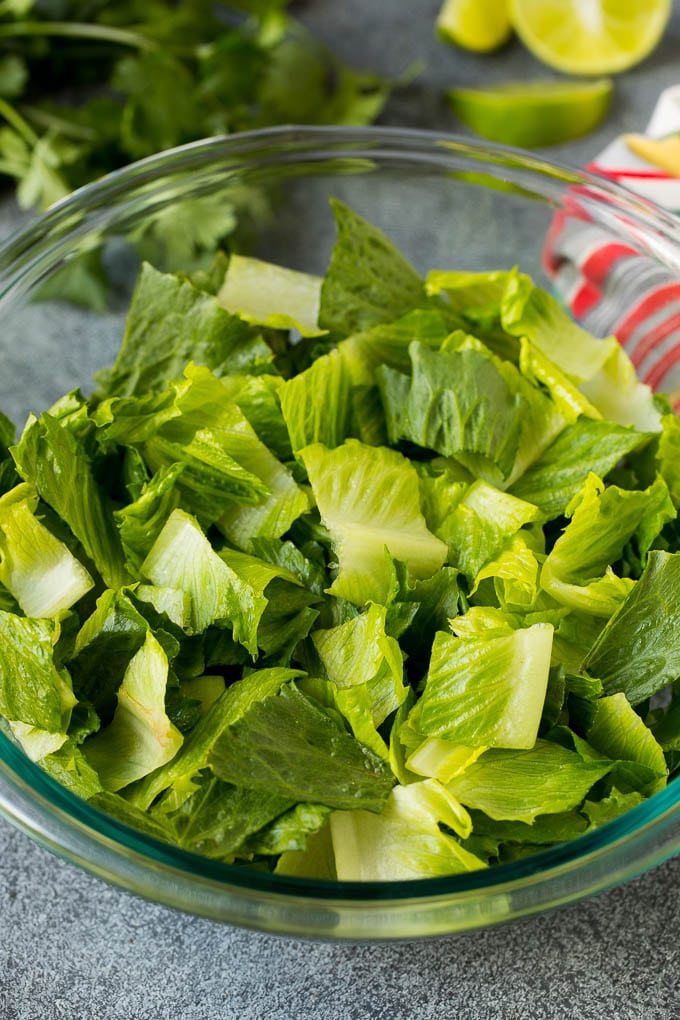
[[234, 374, 293, 463], [339, 308, 453, 384], [67, 589, 148, 720], [243, 801, 332, 857], [655, 412, 680, 509], [140, 509, 267, 653], [152, 770, 293, 860], [385, 563, 461, 663], [500, 269, 617, 383], [300, 439, 447, 605], [379, 339, 524, 479], [500, 271, 660, 432], [540, 474, 674, 616], [312, 603, 406, 727], [415, 623, 553, 749], [584, 550, 680, 704], [11, 413, 129, 589], [436, 479, 538, 581], [0, 483, 93, 617], [473, 534, 541, 610], [96, 262, 273, 398], [329, 780, 485, 880], [39, 740, 103, 800], [83, 631, 183, 791], [217, 254, 325, 337], [318, 198, 429, 335], [379, 336, 565, 486], [114, 463, 185, 575], [279, 349, 352, 455], [446, 739, 612, 822], [0, 612, 76, 760], [582, 788, 646, 828], [128, 667, 302, 811], [586, 693, 667, 795], [208, 681, 394, 812], [509, 417, 654, 520]]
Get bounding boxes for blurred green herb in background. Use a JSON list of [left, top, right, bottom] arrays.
[[0, 0, 389, 305]]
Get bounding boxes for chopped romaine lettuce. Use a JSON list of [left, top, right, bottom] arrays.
[[1, 197, 677, 882]]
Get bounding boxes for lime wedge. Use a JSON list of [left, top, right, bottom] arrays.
[[448, 78, 613, 148], [509, 0, 672, 75], [437, 0, 512, 53]]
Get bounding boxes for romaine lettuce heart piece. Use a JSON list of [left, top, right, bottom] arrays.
[[141, 509, 266, 653], [279, 348, 352, 455], [540, 473, 674, 616], [0, 612, 76, 760], [218, 254, 325, 338], [300, 439, 447, 606], [415, 624, 553, 750], [330, 779, 484, 881], [0, 483, 93, 617], [83, 631, 183, 791]]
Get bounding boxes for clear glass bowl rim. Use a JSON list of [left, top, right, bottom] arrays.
[[0, 123, 679, 936]]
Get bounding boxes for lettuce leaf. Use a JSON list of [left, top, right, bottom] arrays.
[[509, 417, 654, 520], [82, 631, 183, 792], [584, 550, 680, 704], [300, 439, 447, 605], [209, 681, 394, 812], [330, 780, 485, 881], [446, 740, 612, 823], [217, 254, 325, 338], [11, 413, 129, 589], [279, 349, 352, 454], [586, 693, 667, 795], [128, 667, 302, 811], [318, 198, 430, 335], [415, 624, 553, 750], [540, 474, 674, 616], [500, 271, 660, 432], [97, 262, 273, 398], [0, 612, 76, 759], [0, 483, 93, 618], [141, 509, 267, 653], [435, 479, 538, 581], [153, 771, 293, 860]]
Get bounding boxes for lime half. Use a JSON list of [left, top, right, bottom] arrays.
[[509, 0, 672, 75], [448, 78, 613, 148], [437, 0, 512, 53]]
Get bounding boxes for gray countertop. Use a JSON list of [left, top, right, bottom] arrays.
[[3, 3, 680, 1017]]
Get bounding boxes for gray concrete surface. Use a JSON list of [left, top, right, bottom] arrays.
[[2, 2, 680, 1017]]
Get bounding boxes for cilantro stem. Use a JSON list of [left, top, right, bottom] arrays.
[[19, 105, 98, 142], [0, 158, 25, 178], [0, 21, 160, 51], [0, 96, 37, 145]]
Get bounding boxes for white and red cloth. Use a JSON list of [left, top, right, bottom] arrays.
[[543, 85, 680, 405]]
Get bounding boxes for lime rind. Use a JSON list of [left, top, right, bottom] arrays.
[[508, 0, 672, 75], [437, 0, 512, 53], [448, 78, 613, 148]]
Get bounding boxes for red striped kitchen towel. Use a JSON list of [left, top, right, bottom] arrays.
[[543, 85, 680, 405]]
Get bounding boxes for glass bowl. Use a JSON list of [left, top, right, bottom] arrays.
[[1, 125, 680, 942]]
